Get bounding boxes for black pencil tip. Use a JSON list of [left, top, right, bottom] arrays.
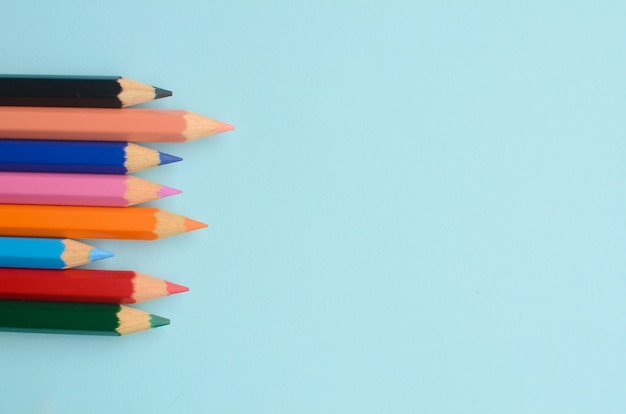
[[153, 87, 173, 100]]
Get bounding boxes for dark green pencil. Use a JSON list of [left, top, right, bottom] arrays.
[[0, 301, 169, 336]]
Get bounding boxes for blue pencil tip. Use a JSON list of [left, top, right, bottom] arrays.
[[159, 152, 183, 166], [89, 248, 114, 262]]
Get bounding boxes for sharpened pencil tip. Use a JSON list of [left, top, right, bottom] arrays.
[[150, 314, 170, 328], [159, 152, 183, 166], [185, 218, 208, 232], [183, 112, 236, 140], [159, 185, 182, 198], [153, 87, 173, 100], [166, 281, 190, 295], [215, 120, 236, 134], [89, 247, 114, 262]]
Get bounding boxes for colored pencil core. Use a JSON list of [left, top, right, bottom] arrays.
[[149, 315, 171, 328], [185, 218, 209, 232], [89, 248, 114, 262], [166, 281, 190, 295], [215, 121, 236, 134], [159, 185, 182, 198], [159, 152, 183, 166], [154, 87, 173, 99]]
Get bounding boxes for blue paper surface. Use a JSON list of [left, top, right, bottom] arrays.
[[0, 1, 625, 412]]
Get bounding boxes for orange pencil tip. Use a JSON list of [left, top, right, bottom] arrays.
[[185, 218, 208, 231], [166, 281, 190, 295], [216, 121, 236, 134]]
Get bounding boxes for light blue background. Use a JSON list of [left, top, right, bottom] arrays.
[[1, 1, 625, 412]]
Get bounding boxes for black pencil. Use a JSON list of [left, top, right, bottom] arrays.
[[0, 75, 172, 108]]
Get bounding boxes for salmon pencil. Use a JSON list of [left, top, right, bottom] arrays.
[[0, 107, 234, 142]]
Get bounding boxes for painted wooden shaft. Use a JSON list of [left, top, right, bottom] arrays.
[[0, 107, 234, 142], [0, 172, 181, 206], [0, 75, 172, 107], [0, 301, 169, 336], [0, 205, 207, 240], [0, 237, 112, 269], [0, 139, 181, 174], [0, 268, 188, 303]]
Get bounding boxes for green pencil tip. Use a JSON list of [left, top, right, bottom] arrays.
[[150, 315, 170, 328], [89, 248, 114, 262]]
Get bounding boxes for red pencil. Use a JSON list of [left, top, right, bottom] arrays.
[[0, 268, 188, 304]]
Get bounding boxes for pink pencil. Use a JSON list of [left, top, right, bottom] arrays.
[[0, 172, 181, 207]]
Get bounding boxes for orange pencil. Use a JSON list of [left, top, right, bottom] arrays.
[[0, 205, 207, 240], [0, 107, 235, 143]]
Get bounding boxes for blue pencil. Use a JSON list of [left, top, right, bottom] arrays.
[[0, 237, 113, 269], [0, 139, 182, 174]]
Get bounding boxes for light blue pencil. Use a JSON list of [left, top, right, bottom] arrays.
[[0, 237, 113, 269]]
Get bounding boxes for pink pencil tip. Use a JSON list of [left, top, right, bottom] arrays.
[[159, 185, 183, 198], [216, 121, 236, 134], [166, 281, 189, 295]]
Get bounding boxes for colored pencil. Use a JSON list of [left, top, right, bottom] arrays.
[[0, 205, 207, 240], [0, 107, 235, 142], [0, 301, 169, 336], [0, 139, 181, 174], [0, 75, 172, 108], [0, 237, 112, 269], [0, 268, 188, 303], [0, 172, 182, 207]]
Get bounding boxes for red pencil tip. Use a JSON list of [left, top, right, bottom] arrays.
[[216, 121, 236, 134], [185, 218, 208, 231], [166, 281, 189, 295]]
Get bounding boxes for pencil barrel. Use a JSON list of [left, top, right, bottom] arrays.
[[0, 139, 181, 174], [0, 75, 171, 108], [0, 268, 187, 304], [0, 76, 121, 107], [0, 237, 112, 269], [0, 301, 123, 335], [0, 301, 169, 336]]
